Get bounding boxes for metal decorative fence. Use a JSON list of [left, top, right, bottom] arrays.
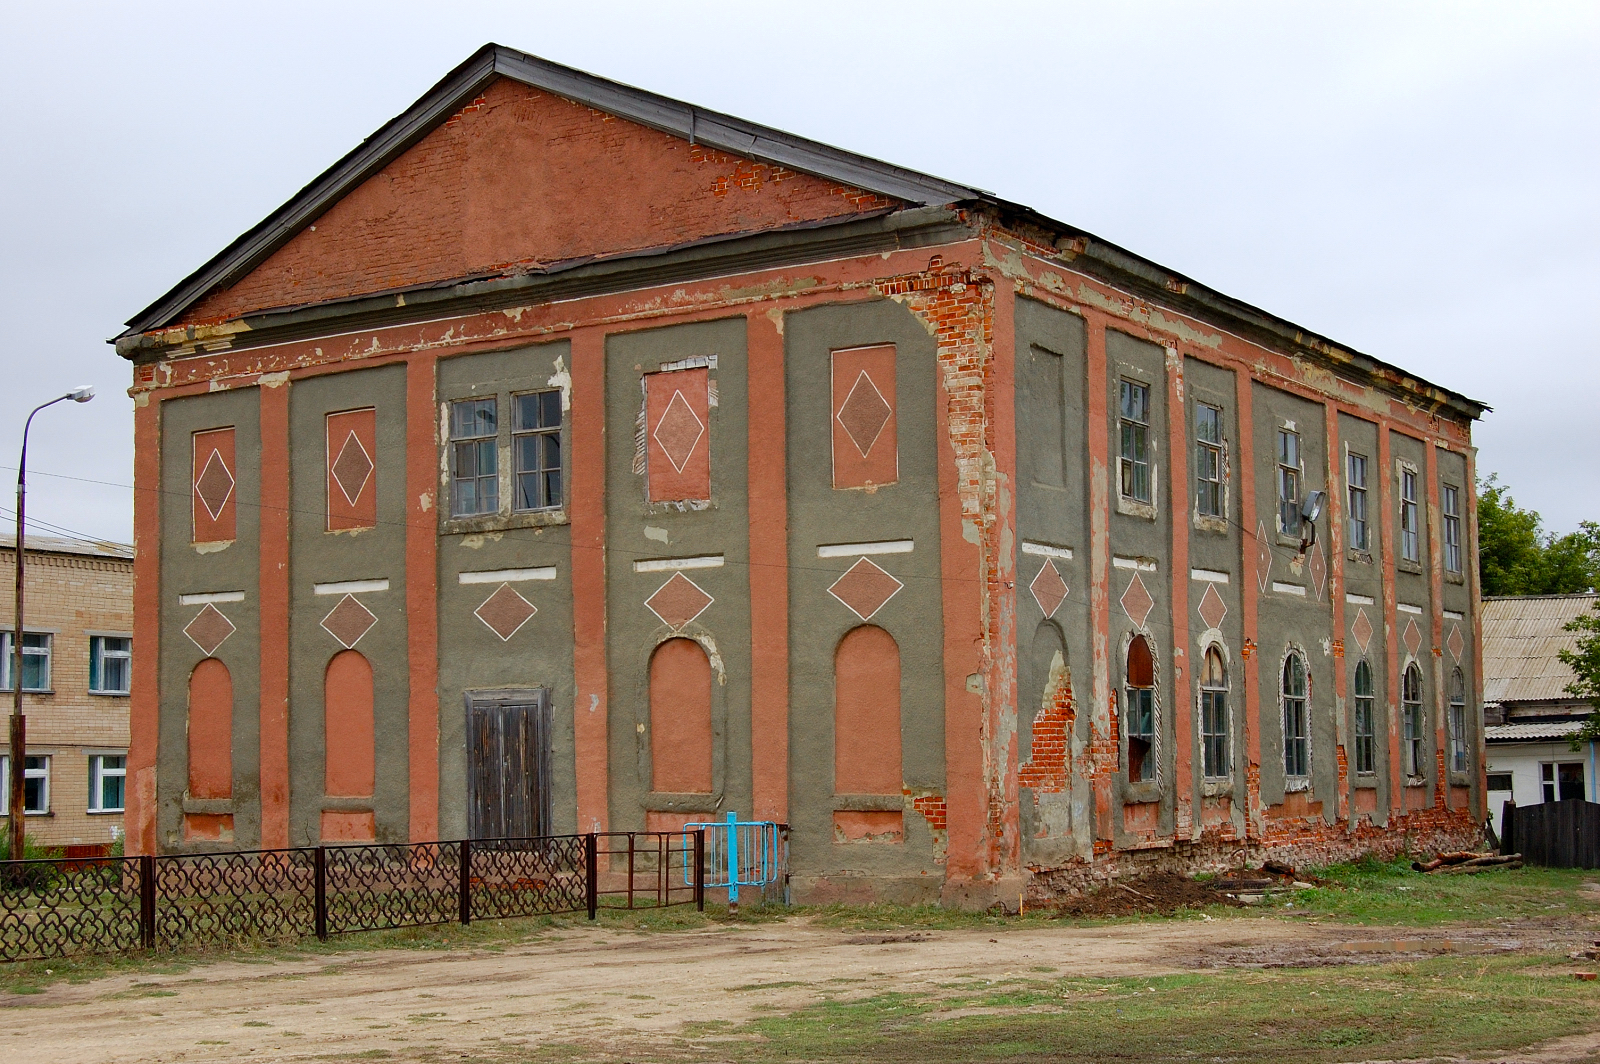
[[0, 830, 712, 964]]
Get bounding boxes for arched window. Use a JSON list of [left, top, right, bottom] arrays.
[[324, 650, 375, 799], [835, 625, 902, 795], [649, 638, 713, 794], [1125, 635, 1156, 782], [1200, 647, 1228, 779], [187, 658, 233, 800], [1448, 667, 1467, 774], [1402, 663, 1425, 778], [1353, 661, 1376, 775], [1282, 653, 1309, 779]]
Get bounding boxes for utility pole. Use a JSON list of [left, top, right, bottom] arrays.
[[8, 386, 93, 862]]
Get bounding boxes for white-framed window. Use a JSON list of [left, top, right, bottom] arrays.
[[0, 632, 52, 692], [1442, 484, 1462, 574], [1195, 403, 1223, 518], [1125, 634, 1156, 782], [89, 636, 132, 695], [1277, 430, 1301, 536], [1402, 663, 1425, 778], [1448, 668, 1468, 774], [1400, 467, 1420, 563], [512, 390, 564, 512], [1119, 379, 1151, 503], [1282, 652, 1309, 780], [1353, 660, 1376, 775], [88, 754, 126, 813], [1347, 452, 1369, 551], [0, 754, 50, 815], [1200, 647, 1229, 779], [450, 397, 499, 517], [1541, 762, 1585, 803]]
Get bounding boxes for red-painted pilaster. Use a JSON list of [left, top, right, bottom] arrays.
[[405, 355, 440, 841], [258, 382, 291, 849], [569, 328, 610, 833], [746, 308, 789, 824]]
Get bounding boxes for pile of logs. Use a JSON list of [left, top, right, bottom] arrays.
[[1411, 851, 1523, 874]]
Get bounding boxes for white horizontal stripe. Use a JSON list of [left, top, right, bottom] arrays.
[[1021, 542, 1073, 560], [1444, 610, 1464, 620], [313, 579, 390, 595], [1272, 581, 1307, 597], [178, 591, 244, 605], [817, 540, 913, 558], [1113, 556, 1157, 572], [458, 567, 557, 585], [1397, 602, 1424, 614], [633, 555, 724, 573], [1346, 593, 1375, 605], [1190, 569, 1230, 584]]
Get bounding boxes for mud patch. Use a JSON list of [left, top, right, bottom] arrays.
[[1041, 873, 1245, 918]]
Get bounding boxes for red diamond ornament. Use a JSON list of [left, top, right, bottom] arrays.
[[1403, 617, 1423, 658], [1120, 573, 1154, 629], [1308, 542, 1327, 601], [1029, 560, 1068, 619], [183, 604, 236, 656], [1197, 584, 1227, 632], [645, 572, 714, 630], [330, 431, 374, 506], [321, 594, 377, 648], [652, 390, 706, 474], [1447, 624, 1465, 662], [828, 558, 904, 621], [1351, 607, 1373, 654], [836, 371, 893, 457], [194, 449, 236, 522], [475, 583, 538, 641], [1254, 521, 1273, 593]]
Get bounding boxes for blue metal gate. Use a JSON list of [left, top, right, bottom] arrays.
[[681, 812, 786, 909]]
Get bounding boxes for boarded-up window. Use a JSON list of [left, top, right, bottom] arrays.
[[649, 638, 713, 793], [646, 367, 711, 503], [326, 408, 377, 531], [187, 658, 233, 799], [1020, 344, 1065, 489], [831, 345, 898, 489], [324, 650, 375, 799], [191, 427, 237, 544], [834, 625, 902, 795]]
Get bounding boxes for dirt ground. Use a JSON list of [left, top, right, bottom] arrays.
[[5, 913, 1598, 1064]]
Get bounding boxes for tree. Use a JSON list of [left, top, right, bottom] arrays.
[[1478, 475, 1599, 596], [1561, 602, 1600, 748]]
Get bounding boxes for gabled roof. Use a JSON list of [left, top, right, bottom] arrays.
[[119, 43, 980, 339], [1482, 593, 1597, 705], [116, 44, 1489, 423]]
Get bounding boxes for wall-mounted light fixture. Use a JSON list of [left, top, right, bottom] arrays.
[[1299, 490, 1327, 554]]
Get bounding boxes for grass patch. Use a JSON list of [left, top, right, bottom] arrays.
[[714, 953, 1600, 1063], [1283, 857, 1600, 925]]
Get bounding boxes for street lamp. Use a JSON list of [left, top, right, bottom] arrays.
[[7, 386, 93, 862]]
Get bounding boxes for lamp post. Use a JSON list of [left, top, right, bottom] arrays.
[[8, 386, 93, 862]]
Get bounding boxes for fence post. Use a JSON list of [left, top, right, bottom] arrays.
[[458, 839, 473, 926], [725, 811, 739, 915], [694, 829, 705, 912], [585, 834, 598, 920], [138, 854, 156, 950], [313, 846, 328, 942]]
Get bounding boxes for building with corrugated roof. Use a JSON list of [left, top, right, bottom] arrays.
[[1481, 593, 1598, 825]]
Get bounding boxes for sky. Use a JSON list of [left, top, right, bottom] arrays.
[[1, 1, 1595, 545]]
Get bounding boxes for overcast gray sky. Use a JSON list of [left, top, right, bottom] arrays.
[[2, 1, 1595, 545]]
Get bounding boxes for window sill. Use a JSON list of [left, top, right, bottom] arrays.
[[1119, 778, 1162, 804], [87, 808, 125, 815], [88, 691, 131, 698], [1353, 773, 1379, 789], [1284, 777, 1310, 793], [1347, 549, 1374, 565], [1404, 776, 1429, 788], [1445, 571, 1466, 585], [442, 508, 570, 537], [1193, 515, 1228, 535], [1396, 560, 1423, 575], [1116, 497, 1157, 521], [1200, 779, 1233, 798], [1448, 772, 1472, 787]]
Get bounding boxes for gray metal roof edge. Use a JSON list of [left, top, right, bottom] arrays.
[[117, 43, 979, 339]]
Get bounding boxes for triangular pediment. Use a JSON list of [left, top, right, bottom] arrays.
[[130, 45, 976, 334]]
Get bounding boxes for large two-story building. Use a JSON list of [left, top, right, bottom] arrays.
[[116, 45, 1486, 906]]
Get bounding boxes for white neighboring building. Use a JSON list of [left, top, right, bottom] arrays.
[[1482, 594, 1599, 831]]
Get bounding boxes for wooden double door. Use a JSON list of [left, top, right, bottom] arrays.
[[465, 688, 553, 840]]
